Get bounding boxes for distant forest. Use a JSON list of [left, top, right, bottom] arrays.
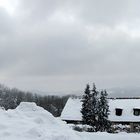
[[0, 84, 70, 117]]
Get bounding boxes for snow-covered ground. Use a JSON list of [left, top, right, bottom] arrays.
[[0, 102, 140, 140], [79, 132, 140, 140]]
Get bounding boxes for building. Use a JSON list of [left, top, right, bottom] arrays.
[[61, 97, 140, 132]]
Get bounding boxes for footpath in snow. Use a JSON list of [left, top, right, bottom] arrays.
[[0, 102, 139, 140]]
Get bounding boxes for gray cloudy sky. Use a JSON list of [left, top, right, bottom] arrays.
[[0, 0, 140, 93]]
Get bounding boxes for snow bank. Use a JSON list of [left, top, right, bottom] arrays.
[[0, 102, 80, 140]]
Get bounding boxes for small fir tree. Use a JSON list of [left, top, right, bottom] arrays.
[[81, 84, 92, 125], [98, 90, 111, 132], [90, 83, 99, 131]]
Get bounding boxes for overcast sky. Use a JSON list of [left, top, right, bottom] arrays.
[[0, 0, 140, 93]]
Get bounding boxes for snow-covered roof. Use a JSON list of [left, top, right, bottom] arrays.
[[109, 99, 140, 122], [61, 97, 82, 121], [61, 97, 140, 122]]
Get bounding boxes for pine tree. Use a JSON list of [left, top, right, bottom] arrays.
[[81, 84, 92, 125], [98, 90, 111, 132], [90, 83, 99, 131]]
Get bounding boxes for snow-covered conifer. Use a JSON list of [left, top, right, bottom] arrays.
[[90, 83, 99, 131], [81, 84, 111, 132], [81, 84, 92, 125], [98, 90, 111, 132]]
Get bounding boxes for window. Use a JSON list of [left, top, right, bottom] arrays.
[[133, 109, 140, 116], [115, 108, 122, 116]]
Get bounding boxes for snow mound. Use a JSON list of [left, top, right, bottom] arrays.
[[16, 102, 45, 112], [0, 102, 80, 140]]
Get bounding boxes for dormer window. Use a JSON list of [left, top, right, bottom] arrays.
[[133, 109, 140, 116], [115, 108, 122, 116]]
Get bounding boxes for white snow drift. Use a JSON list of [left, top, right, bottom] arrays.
[[0, 102, 79, 140]]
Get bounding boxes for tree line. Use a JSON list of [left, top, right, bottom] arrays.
[[81, 83, 111, 132], [0, 84, 69, 117]]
